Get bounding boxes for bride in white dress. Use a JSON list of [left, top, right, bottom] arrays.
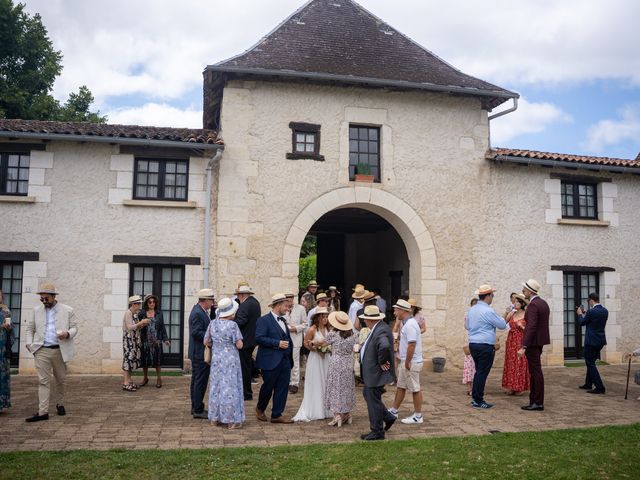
[[293, 307, 331, 422]]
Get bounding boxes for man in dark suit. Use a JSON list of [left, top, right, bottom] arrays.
[[234, 284, 261, 401], [188, 288, 215, 419], [358, 305, 396, 440], [518, 279, 550, 411], [255, 293, 295, 423], [577, 292, 608, 394]]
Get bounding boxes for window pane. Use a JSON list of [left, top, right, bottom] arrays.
[[175, 187, 186, 199], [305, 144, 314, 152], [20, 156, 30, 167], [7, 169, 17, 180], [369, 129, 378, 141], [8, 155, 19, 167], [6, 181, 17, 193], [148, 173, 158, 186], [177, 162, 187, 174], [296, 143, 305, 152], [18, 168, 29, 180], [359, 154, 369, 163], [165, 174, 176, 186], [136, 186, 147, 197], [349, 127, 358, 139], [149, 161, 159, 173], [359, 128, 368, 140], [138, 160, 148, 171], [18, 182, 28, 194], [305, 133, 315, 143], [359, 141, 369, 153], [296, 133, 305, 142]]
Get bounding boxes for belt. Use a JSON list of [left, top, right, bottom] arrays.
[[43, 345, 60, 349]]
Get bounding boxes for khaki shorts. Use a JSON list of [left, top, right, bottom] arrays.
[[397, 361, 423, 392]]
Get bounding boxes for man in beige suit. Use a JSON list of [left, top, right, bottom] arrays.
[[285, 293, 306, 394], [25, 283, 78, 422]]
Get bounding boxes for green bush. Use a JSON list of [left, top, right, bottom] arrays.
[[299, 254, 317, 289]]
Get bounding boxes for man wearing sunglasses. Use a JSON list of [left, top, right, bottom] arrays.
[[25, 283, 78, 422]]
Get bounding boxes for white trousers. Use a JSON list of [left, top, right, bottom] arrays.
[[34, 347, 67, 415]]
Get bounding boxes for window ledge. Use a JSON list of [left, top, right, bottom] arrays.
[[0, 195, 36, 203], [557, 218, 610, 227], [123, 199, 197, 208], [286, 152, 325, 161]]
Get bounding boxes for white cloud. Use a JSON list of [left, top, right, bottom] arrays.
[[490, 97, 572, 145], [583, 104, 640, 154], [105, 103, 202, 128]]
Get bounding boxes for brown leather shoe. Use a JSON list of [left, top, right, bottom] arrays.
[[255, 408, 268, 422], [270, 415, 294, 424], [288, 385, 298, 394]]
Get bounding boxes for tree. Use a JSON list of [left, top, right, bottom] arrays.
[[0, 0, 105, 122]]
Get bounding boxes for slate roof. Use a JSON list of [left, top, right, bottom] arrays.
[[488, 148, 640, 170], [205, 0, 516, 115], [0, 119, 222, 146]]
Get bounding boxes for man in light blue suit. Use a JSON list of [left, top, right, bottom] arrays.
[[577, 292, 608, 394], [255, 293, 294, 423]]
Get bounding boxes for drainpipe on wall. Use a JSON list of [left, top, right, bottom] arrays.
[[203, 149, 223, 288], [487, 97, 519, 148]]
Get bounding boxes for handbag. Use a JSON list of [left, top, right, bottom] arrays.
[[204, 345, 212, 364]]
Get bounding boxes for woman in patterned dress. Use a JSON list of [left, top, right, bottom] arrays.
[[502, 294, 530, 395], [122, 295, 148, 392], [324, 311, 357, 427], [204, 297, 244, 429], [0, 290, 14, 412], [139, 294, 170, 388]]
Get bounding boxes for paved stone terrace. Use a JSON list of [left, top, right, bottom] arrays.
[[1, 364, 639, 451]]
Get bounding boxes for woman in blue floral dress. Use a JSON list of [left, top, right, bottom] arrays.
[[0, 290, 14, 412], [204, 297, 244, 429]]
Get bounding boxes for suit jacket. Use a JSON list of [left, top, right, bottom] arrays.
[[26, 303, 78, 362], [255, 312, 294, 371], [234, 295, 261, 349], [523, 296, 551, 347], [360, 321, 396, 387], [285, 303, 307, 348], [580, 304, 608, 347], [188, 303, 210, 361]]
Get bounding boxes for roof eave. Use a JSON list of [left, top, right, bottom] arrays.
[[0, 131, 224, 152], [488, 153, 640, 175], [205, 65, 519, 108]]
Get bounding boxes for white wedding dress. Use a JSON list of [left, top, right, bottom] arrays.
[[293, 328, 331, 422]]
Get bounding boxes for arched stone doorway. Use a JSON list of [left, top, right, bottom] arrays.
[[281, 186, 443, 316]]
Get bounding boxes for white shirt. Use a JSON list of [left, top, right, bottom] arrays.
[[399, 316, 422, 363], [348, 299, 361, 322], [43, 305, 59, 346], [360, 321, 380, 361]]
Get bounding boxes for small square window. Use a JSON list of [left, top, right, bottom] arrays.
[[287, 122, 323, 161], [133, 158, 189, 201], [561, 181, 598, 219], [0, 153, 30, 196]]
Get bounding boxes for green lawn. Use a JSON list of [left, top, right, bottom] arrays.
[[2, 424, 639, 479]]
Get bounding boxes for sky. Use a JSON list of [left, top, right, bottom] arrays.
[[21, 0, 640, 160]]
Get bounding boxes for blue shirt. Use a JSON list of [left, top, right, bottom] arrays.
[[465, 301, 507, 345]]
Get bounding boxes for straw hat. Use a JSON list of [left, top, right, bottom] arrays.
[[307, 280, 319, 287], [235, 285, 254, 295], [513, 293, 529, 305], [268, 293, 289, 307], [37, 283, 58, 295], [352, 287, 368, 299], [216, 297, 239, 318], [196, 288, 215, 299], [315, 292, 328, 301], [363, 290, 376, 301], [358, 305, 385, 320], [310, 307, 330, 321], [522, 279, 541, 295], [408, 298, 421, 311], [328, 311, 353, 331], [128, 295, 143, 305], [352, 283, 364, 291], [328, 286, 340, 294], [284, 293, 296, 299], [392, 299, 412, 312], [477, 284, 497, 296]]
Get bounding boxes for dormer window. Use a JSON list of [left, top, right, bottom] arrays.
[[286, 122, 324, 161]]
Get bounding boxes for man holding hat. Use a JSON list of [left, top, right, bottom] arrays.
[[188, 288, 215, 419], [465, 284, 507, 409], [358, 305, 396, 440], [518, 279, 550, 411], [234, 284, 261, 401], [25, 283, 78, 422], [255, 294, 295, 423]]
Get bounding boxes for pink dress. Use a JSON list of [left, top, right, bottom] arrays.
[[462, 354, 475, 384]]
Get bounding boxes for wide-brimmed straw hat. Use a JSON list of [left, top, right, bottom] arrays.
[[311, 307, 330, 321], [268, 293, 289, 307], [352, 287, 368, 299], [392, 299, 412, 312], [522, 279, 541, 294], [408, 298, 421, 311], [307, 280, 319, 287], [513, 293, 529, 305], [235, 285, 254, 295], [352, 283, 364, 291], [359, 305, 385, 320], [328, 286, 340, 294], [196, 288, 215, 300], [477, 284, 497, 296], [328, 311, 353, 331], [216, 297, 239, 318], [37, 283, 58, 295], [315, 292, 328, 301], [128, 295, 143, 305], [363, 290, 376, 301]]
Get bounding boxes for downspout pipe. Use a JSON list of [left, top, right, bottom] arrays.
[[203, 148, 224, 288], [488, 97, 518, 121]]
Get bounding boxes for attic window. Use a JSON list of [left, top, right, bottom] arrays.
[[286, 122, 324, 161]]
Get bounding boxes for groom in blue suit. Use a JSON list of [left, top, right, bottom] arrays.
[[576, 292, 608, 394], [255, 293, 294, 423]]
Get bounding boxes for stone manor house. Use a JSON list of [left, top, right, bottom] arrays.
[[2, 0, 639, 373]]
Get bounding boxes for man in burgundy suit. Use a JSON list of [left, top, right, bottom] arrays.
[[518, 279, 550, 411]]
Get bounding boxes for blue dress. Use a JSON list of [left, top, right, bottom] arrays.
[[206, 319, 245, 424]]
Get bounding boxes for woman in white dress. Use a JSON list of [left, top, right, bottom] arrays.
[[293, 307, 331, 422]]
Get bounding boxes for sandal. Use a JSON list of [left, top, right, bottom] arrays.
[[122, 384, 137, 392], [141, 378, 149, 387], [227, 423, 242, 430], [156, 381, 162, 388]]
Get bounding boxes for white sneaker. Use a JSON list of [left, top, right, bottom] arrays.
[[401, 414, 424, 424]]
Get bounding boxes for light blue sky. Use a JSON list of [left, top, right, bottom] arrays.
[[22, 0, 640, 160]]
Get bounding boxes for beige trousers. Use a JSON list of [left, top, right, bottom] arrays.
[[34, 347, 67, 415], [290, 347, 301, 386]]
